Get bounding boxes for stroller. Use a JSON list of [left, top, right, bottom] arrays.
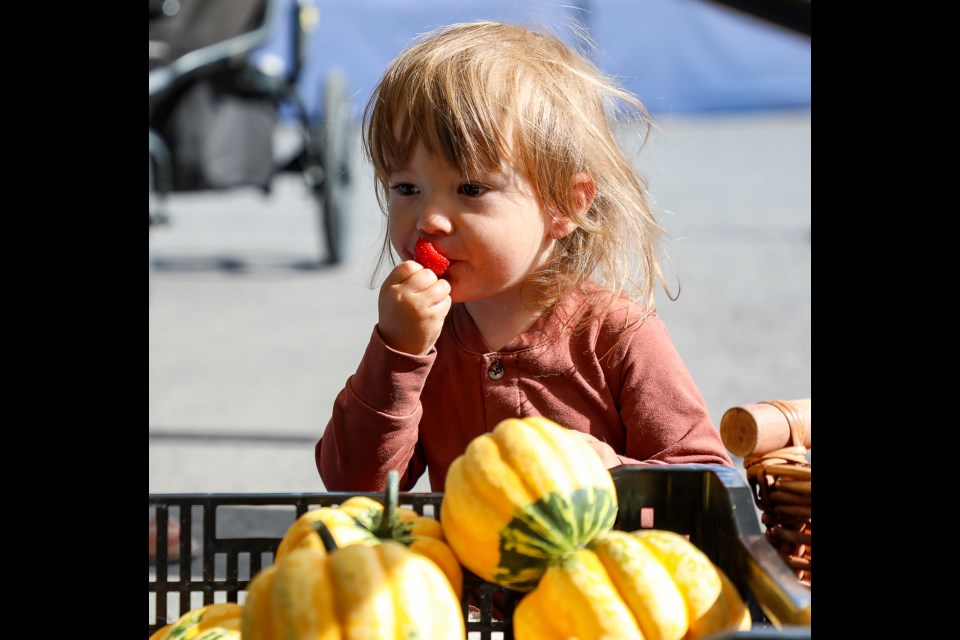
[[149, 0, 352, 266]]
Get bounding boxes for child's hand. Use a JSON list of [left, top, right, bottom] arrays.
[[569, 430, 622, 469], [378, 261, 453, 355]]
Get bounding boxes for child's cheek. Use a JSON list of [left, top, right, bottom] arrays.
[[386, 217, 412, 260]]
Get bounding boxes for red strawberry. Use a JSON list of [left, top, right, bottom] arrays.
[[414, 237, 450, 276]]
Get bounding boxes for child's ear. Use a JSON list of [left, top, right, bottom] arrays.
[[571, 172, 596, 217], [550, 172, 595, 239]]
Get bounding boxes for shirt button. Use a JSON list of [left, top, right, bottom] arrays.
[[487, 360, 504, 380]]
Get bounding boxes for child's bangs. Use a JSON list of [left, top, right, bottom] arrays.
[[376, 64, 513, 180]]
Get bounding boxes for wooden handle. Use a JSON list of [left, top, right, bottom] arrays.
[[720, 399, 811, 457]]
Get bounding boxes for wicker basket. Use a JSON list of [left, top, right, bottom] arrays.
[[721, 399, 811, 587]]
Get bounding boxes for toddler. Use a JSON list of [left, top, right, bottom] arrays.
[[317, 20, 733, 492]]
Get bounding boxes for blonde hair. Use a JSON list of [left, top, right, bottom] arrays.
[[363, 20, 672, 316]]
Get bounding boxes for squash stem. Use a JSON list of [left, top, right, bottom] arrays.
[[374, 469, 400, 539], [309, 520, 340, 552]]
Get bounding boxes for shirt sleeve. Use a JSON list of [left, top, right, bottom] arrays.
[[605, 312, 734, 468], [316, 326, 433, 491]]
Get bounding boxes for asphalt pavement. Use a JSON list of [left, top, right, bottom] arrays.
[[148, 108, 811, 496]]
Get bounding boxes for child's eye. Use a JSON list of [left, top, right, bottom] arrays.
[[389, 183, 420, 196], [460, 183, 487, 197]]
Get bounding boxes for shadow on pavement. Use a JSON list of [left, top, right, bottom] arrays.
[[153, 253, 338, 274], [149, 429, 316, 446]]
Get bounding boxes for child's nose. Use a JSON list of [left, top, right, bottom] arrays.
[[416, 196, 453, 235]]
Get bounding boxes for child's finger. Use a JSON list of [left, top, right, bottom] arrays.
[[404, 277, 450, 313], [384, 260, 426, 286], [402, 266, 446, 294], [423, 279, 452, 311]]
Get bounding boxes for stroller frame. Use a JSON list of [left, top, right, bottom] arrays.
[[148, 0, 352, 266]]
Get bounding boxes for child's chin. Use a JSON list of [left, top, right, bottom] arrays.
[[446, 282, 465, 303]]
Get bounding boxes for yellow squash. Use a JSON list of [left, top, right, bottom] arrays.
[[242, 522, 464, 640], [513, 529, 751, 640], [274, 506, 379, 561], [632, 529, 751, 637], [335, 472, 463, 598], [274, 470, 462, 597], [441, 416, 618, 591]]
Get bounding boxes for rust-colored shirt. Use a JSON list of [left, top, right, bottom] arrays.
[[316, 285, 733, 492]]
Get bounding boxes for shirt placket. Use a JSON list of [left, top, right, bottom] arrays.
[[481, 353, 513, 430]]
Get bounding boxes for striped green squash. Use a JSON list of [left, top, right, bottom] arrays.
[[440, 416, 618, 591], [150, 603, 243, 640]]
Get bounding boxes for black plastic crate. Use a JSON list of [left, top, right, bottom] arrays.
[[149, 464, 811, 639]]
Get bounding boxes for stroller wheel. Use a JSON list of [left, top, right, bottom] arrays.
[[318, 69, 352, 264]]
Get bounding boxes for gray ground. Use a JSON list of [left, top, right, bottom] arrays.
[[148, 109, 811, 495]]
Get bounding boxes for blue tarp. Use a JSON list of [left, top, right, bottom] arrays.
[[252, 0, 810, 122]]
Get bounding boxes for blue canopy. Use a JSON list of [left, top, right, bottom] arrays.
[[250, 0, 810, 122]]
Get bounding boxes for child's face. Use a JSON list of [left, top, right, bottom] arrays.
[[387, 140, 558, 304]]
